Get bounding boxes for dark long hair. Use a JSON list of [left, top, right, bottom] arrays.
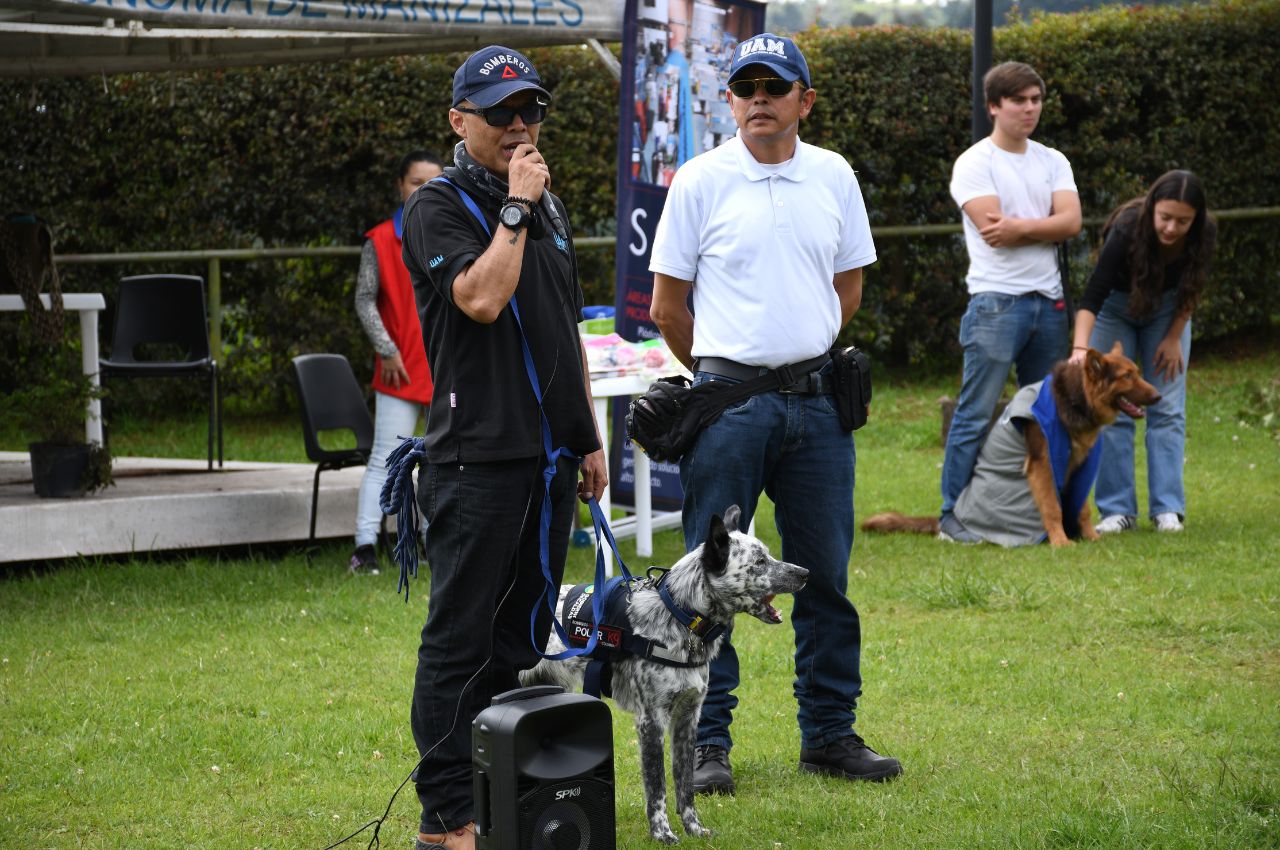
[[1101, 169, 1217, 318]]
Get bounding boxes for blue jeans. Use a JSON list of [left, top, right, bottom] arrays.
[[940, 292, 1068, 514], [356, 391, 426, 547], [1089, 289, 1190, 519], [681, 369, 861, 751]]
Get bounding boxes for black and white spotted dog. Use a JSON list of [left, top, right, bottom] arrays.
[[520, 505, 809, 843]]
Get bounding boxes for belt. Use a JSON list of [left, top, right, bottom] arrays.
[[693, 353, 832, 395]]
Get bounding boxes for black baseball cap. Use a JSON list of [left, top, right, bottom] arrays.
[[452, 45, 551, 108]]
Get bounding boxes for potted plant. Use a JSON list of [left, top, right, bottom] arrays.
[[6, 345, 113, 498]]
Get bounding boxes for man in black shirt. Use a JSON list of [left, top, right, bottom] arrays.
[[400, 45, 607, 850]]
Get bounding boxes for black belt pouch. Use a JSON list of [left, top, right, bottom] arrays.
[[829, 345, 872, 431]]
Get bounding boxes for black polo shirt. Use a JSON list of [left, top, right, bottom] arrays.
[[401, 169, 599, 464]]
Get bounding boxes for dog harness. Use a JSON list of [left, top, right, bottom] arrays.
[[562, 570, 727, 699]]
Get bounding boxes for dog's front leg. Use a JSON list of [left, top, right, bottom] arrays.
[[1078, 500, 1100, 541], [636, 711, 678, 843], [1023, 422, 1072, 547], [671, 693, 711, 838]]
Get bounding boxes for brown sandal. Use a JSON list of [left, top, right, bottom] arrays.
[[415, 821, 475, 850]]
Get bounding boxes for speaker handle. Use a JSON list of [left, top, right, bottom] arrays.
[[474, 768, 490, 838], [489, 685, 564, 706]]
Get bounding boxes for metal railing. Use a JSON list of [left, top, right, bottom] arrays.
[[54, 206, 1280, 363]]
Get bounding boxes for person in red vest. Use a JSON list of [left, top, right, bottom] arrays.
[[350, 150, 444, 574]]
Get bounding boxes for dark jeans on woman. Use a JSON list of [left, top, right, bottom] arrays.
[[411, 455, 577, 835]]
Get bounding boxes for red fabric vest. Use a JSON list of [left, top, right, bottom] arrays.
[[366, 218, 433, 404]]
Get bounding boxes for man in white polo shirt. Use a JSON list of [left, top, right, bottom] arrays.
[[939, 61, 1082, 542], [649, 32, 902, 795]]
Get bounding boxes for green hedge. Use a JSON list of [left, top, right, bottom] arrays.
[[1, 0, 1276, 414], [0, 46, 619, 412]]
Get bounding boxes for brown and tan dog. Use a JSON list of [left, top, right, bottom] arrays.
[[863, 342, 1161, 546]]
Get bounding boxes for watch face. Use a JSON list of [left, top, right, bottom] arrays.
[[501, 204, 524, 228]]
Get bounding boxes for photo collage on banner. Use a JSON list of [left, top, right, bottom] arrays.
[[609, 0, 766, 511]]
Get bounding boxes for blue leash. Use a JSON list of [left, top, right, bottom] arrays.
[[380, 177, 633, 660], [380, 435, 427, 601]]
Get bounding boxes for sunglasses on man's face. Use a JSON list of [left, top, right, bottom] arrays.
[[455, 98, 549, 127], [727, 77, 799, 99]]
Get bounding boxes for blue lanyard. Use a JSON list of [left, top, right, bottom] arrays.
[[382, 177, 632, 662]]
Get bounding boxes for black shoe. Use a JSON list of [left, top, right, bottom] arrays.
[[799, 734, 902, 782], [692, 744, 735, 795], [348, 544, 380, 575]]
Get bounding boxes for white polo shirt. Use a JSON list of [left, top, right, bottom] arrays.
[[950, 137, 1077, 298], [649, 134, 876, 369]]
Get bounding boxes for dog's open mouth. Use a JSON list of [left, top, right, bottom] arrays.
[[751, 594, 784, 624], [1116, 394, 1147, 419]]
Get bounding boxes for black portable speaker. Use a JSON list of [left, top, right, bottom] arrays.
[[472, 685, 615, 850]]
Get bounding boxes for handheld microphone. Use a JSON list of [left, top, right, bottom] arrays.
[[539, 190, 569, 242]]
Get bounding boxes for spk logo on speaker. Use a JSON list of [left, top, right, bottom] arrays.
[[554, 786, 582, 801]]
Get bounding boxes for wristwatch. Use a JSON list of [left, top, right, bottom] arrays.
[[499, 201, 531, 232]]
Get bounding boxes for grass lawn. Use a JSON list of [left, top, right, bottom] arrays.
[[1, 345, 1277, 849]]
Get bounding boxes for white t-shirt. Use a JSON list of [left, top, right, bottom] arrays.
[[649, 134, 876, 369], [950, 137, 1077, 298]]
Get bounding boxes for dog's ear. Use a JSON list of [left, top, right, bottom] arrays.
[[703, 513, 731, 575], [1085, 347, 1106, 380], [722, 504, 741, 533]]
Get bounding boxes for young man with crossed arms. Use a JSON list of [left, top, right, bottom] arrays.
[[939, 61, 1082, 542]]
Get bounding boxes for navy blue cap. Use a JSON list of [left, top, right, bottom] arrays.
[[452, 45, 551, 108], [728, 33, 811, 90]]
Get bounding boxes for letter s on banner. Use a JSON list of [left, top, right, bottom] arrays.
[[628, 208, 648, 257]]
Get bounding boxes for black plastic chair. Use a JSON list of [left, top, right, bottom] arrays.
[[100, 274, 222, 470], [290, 353, 375, 543]]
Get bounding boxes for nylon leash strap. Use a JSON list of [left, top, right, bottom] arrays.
[[382, 176, 633, 661]]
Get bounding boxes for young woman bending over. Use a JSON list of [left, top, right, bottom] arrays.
[[1071, 170, 1216, 534]]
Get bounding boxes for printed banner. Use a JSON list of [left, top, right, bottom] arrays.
[[608, 0, 765, 511], [612, 0, 765, 342], [14, 0, 624, 40]]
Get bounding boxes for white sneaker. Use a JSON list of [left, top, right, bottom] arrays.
[[1154, 512, 1184, 533], [1096, 515, 1136, 534]]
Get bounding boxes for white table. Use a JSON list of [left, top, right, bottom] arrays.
[[0, 292, 106, 444], [589, 373, 685, 562]]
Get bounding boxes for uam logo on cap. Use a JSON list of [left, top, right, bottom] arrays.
[[738, 37, 788, 60]]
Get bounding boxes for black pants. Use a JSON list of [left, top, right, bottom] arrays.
[[411, 455, 577, 834]]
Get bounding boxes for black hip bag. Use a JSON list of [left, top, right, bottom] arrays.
[[625, 350, 870, 463]]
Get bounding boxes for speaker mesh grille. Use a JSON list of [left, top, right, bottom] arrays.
[[522, 779, 614, 850]]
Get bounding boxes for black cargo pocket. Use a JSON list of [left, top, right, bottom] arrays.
[[829, 346, 872, 431]]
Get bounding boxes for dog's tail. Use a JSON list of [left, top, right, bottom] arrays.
[[860, 511, 940, 535]]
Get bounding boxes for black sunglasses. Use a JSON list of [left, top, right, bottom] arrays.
[[455, 98, 549, 127], [727, 77, 799, 98]]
